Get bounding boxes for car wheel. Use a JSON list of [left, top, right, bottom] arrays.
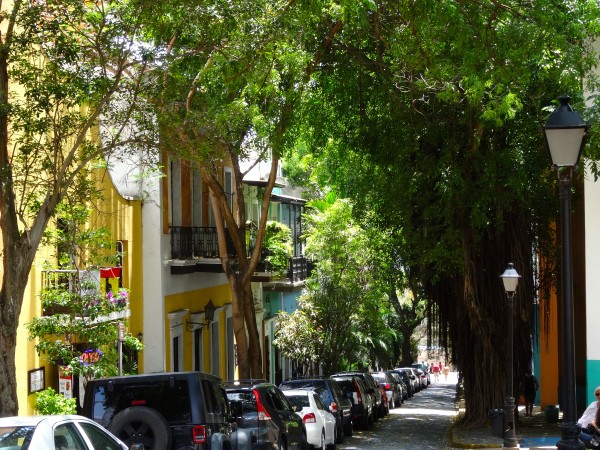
[[108, 406, 171, 450], [315, 430, 326, 450], [336, 420, 344, 444], [326, 429, 337, 450], [344, 419, 353, 437], [277, 436, 288, 450], [361, 411, 370, 429]]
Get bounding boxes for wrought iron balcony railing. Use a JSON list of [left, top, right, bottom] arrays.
[[170, 226, 235, 259], [170, 226, 312, 283]]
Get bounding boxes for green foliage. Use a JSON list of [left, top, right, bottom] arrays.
[[28, 205, 143, 384], [35, 388, 77, 415], [275, 198, 390, 374], [262, 221, 293, 279], [286, 0, 600, 424]]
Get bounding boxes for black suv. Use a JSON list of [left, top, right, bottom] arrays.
[[331, 371, 385, 420], [81, 371, 234, 450], [225, 379, 306, 450], [279, 377, 353, 443], [330, 375, 373, 429]]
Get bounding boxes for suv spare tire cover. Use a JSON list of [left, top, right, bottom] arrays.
[[108, 405, 172, 450]]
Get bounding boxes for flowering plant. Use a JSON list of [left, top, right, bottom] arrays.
[[79, 348, 103, 366], [107, 289, 128, 310]]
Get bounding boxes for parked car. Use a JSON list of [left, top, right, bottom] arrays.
[[412, 367, 428, 390], [388, 369, 412, 398], [82, 371, 233, 450], [330, 371, 385, 420], [282, 389, 336, 450], [372, 371, 401, 409], [387, 370, 407, 401], [331, 375, 373, 429], [225, 379, 306, 450], [0, 415, 141, 450], [411, 362, 431, 386], [396, 368, 419, 395], [279, 377, 352, 443]]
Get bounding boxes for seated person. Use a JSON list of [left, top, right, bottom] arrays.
[[578, 387, 600, 447]]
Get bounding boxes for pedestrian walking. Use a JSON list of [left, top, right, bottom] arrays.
[[519, 370, 539, 417], [442, 365, 450, 382], [432, 363, 440, 381]]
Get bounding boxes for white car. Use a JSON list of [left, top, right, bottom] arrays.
[[0, 415, 142, 450], [283, 389, 336, 450]]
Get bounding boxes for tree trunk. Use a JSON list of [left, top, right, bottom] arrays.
[[229, 275, 250, 379], [242, 283, 263, 379], [0, 232, 41, 415]]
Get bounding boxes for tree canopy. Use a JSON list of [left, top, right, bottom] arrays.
[[0, 0, 154, 415], [287, 0, 600, 424]]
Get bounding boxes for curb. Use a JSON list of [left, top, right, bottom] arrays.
[[450, 429, 502, 449]]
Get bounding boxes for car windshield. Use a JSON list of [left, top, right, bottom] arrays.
[[332, 379, 354, 394], [371, 374, 386, 382], [226, 391, 258, 412], [0, 426, 34, 449], [286, 395, 310, 409], [281, 381, 325, 395]]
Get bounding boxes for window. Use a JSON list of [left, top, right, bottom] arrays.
[[192, 169, 203, 227], [194, 328, 203, 372], [172, 336, 181, 372], [54, 423, 87, 450], [314, 395, 328, 411], [210, 321, 219, 377], [226, 316, 234, 381], [79, 421, 122, 450], [170, 159, 182, 226]]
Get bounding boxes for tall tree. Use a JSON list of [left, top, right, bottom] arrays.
[[0, 0, 154, 415], [291, 0, 600, 424], [275, 198, 390, 374], [137, 0, 344, 378]]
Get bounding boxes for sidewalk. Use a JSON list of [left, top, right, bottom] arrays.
[[451, 401, 562, 449], [452, 406, 560, 450]]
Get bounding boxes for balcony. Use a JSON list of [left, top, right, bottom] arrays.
[[170, 226, 236, 259], [169, 226, 311, 284]]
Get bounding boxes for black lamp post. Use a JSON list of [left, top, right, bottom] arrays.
[[500, 263, 521, 448], [543, 95, 588, 450]]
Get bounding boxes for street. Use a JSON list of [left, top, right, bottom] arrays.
[[339, 373, 459, 450]]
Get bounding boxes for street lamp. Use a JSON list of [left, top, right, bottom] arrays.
[[500, 262, 521, 448], [543, 95, 588, 450]]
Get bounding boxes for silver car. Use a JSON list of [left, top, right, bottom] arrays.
[[0, 415, 142, 450]]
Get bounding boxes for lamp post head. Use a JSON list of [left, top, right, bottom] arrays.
[[543, 95, 588, 168], [205, 299, 216, 324], [500, 263, 521, 296]]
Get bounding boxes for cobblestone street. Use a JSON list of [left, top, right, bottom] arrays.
[[338, 374, 459, 450]]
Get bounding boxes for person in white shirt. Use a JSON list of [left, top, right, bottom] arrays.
[[578, 387, 600, 447]]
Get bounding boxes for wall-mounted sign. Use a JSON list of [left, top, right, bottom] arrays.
[[28, 367, 45, 394], [58, 366, 73, 399]]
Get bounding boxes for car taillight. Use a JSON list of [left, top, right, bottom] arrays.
[[385, 383, 391, 390], [192, 426, 207, 444], [303, 413, 317, 423], [329, 401, 338, 413], [353, 380, 363, 405], [253, 388, 271, 421]]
